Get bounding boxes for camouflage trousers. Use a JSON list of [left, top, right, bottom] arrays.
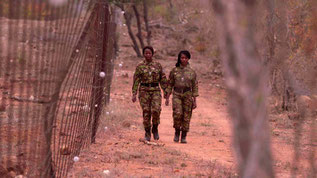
[[172, 92, 193, 132], [138, 90, 162, 129]]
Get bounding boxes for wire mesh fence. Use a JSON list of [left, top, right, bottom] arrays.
[[0, 0, 116, 177]]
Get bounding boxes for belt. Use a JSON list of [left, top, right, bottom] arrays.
[[141, 83, 159, 87], [174, 87, 191, 93]]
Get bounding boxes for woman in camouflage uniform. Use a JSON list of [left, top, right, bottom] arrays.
[[166, 50, 198, 143], [132, 46, 168, 141]]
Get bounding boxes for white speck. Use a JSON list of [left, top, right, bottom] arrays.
[[181, 77, 184, 81], [100, 22, 102, 24], [95, 104, 98, 107], [76, 49, 79, 53], [123, 24, 126, 26], [149, 72, 152, 75], [106, 112, 110, 115], [99, 72, 106, 78], [29, 95, 35, 101], [83, 105, 89, 111], [104, 126, 108, 131], [96, 55, 98, 57], [109, 99, 112, 102], [103, 170, 110, 175], [49, 0, 67, 7], [73, 156, 79, 162], [119, 63, 123, 67], [121, 11, 125, 14]]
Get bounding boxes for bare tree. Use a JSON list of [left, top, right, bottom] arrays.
[[132, 4, 145, 49], [143, 0, 151, 45], [111, 0, 150, 56], [265, 0, 277, 89], [116, 3, 142, 57], [212, 0, 274, 177]]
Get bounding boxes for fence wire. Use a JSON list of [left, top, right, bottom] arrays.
[[0, 0, 116, 177]]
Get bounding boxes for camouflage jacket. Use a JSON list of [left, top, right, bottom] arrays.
[[167, 65, 199, 97], [132, 60, 168, 96]]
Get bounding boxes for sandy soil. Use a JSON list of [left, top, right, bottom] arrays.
[[1, 12, 314, 178], [68, 53, 237, 177], [69, 47, 315, 177]]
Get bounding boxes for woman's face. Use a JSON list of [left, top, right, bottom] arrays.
[[144, 48, 153, 61], [180, 53, 189, 66]]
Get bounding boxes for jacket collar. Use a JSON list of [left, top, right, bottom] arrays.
[[179, 64, 190, 69], [143, 60, 153, 65]]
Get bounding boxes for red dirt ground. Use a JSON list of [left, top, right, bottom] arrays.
[[69, 46, 315, 177]]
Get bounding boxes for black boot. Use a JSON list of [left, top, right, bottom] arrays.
[[152, 124, 159, 140], [145, 127, 151, 141], [181, 131, 187, 144], [173, 129, 180, 142]]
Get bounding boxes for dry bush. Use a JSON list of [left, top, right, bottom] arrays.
[[98, 101, 141, 133], [194, 160, 237, 178], [264, 0, 317, 112]]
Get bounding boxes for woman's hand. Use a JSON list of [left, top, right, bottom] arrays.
[[165, 94, 170, 106], [192, 97, 197, 109], [165, 99, 169, 106], [132, 94, 137, 103]]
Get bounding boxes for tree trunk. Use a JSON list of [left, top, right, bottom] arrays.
[[115, 3, 142, 57], [143, 0, 151, 46], [132, 4, 145, 49], [266, 0, 275, 65], [168, 0, 173, 8], [212, 0, 274, 177], [265, 0, 278, 95], [124, 11, 142, 57]]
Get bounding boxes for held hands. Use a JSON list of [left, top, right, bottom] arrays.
[[132, 94, 137, 103]]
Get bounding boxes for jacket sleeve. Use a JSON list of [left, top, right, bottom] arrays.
[[166, 69, 175, 96], [192, 71, 199, 97], [159, 65, 168, 97], [132, 65, 141, 95]]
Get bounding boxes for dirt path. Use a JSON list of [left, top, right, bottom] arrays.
[[68, 54, 315, 178], [69, 55, 238, 177], [69, 20, 315, 178], [158, 86, 233, 166]]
